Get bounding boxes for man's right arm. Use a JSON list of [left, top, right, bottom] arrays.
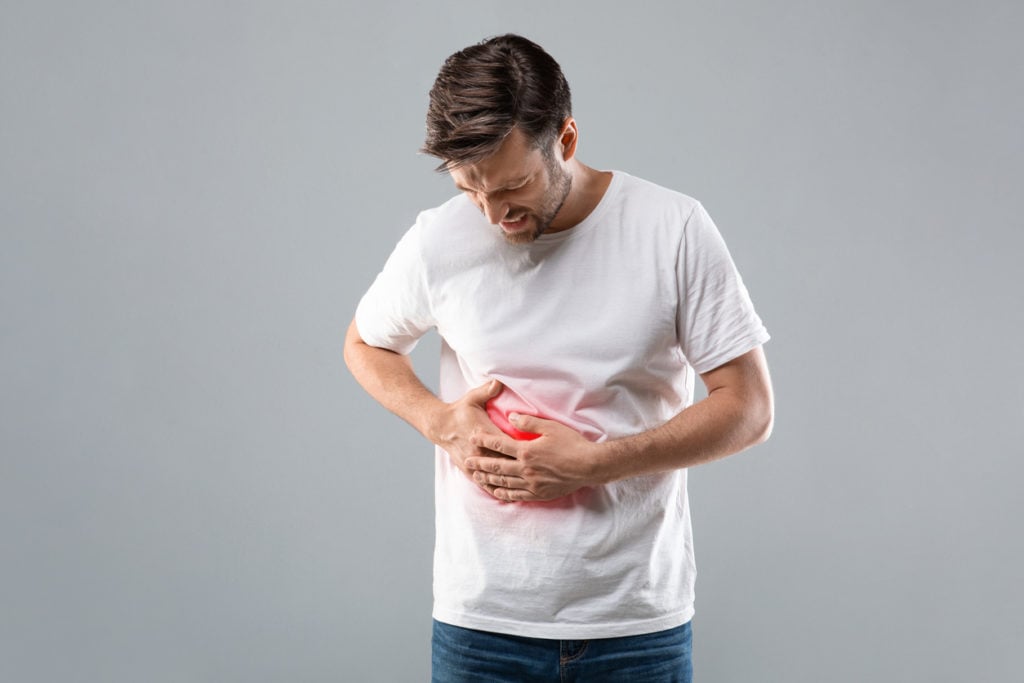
[[343, 318, 505, 479]]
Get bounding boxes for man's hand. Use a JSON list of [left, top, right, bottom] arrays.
[[464, 413, 600, 502], [427, 380, 512, 483]]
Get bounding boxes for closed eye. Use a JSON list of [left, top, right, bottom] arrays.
[[455, 177, 531, 197]]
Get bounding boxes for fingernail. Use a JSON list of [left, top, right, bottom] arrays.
[[509, 412, 520, 422]]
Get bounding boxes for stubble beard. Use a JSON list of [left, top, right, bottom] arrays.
[[502, 159, 573, 246]]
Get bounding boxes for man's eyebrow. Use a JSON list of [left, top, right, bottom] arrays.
[[455, 176, 529, 194]]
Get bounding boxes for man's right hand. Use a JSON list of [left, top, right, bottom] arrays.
[[427, 380, 510, 481], [343, 320, 509, 497]]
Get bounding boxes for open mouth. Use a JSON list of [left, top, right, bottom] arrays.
[[500, 215, 529, 231]]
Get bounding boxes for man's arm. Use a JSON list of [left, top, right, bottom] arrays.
[[465, 346, 774, 502], [343, 318, 507, 478]]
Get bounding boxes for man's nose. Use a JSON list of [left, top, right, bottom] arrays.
[[480, 197, 507, 225]]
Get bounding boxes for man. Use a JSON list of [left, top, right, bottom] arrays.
[[344, 34, 773, 682]]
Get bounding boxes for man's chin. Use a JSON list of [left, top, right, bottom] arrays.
[[502, 231, 537, 245], [500, 218, 542, 244]]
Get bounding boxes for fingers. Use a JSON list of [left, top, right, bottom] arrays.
[[508, 412, 546, 435], [464, 455, 524, 478], [470, 431, 519, 458], [466, 379, 504, 405], [472, 471, 527, 489], [462, 455, 532, 502], [482, 484, 536, 503]]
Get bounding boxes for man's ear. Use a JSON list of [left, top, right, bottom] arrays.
[[559, 117, 579, 161]]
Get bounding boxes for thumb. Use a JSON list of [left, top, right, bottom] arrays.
[[508, 412, 544, 436], [468, 379, 503, 405]]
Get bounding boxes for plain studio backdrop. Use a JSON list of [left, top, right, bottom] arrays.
[[2, 1, 1021, 681]]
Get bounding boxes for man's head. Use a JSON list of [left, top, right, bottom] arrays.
[[422, 35, 576, 243], [421, 34, 572, 171]]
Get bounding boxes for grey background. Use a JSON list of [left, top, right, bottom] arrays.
[[2, 1, 1021, 681]]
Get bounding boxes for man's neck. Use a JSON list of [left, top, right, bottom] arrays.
[[550, 162, 613, 232]]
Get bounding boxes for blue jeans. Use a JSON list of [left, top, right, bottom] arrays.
[[431, 620, 693, 682]]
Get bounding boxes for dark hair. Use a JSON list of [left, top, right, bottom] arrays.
[[421, 34, 572, 171]]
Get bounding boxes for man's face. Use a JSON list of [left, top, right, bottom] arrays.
[[449, 128, 572, 245]]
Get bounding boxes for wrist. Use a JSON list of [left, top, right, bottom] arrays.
[[419, 398, 452, 445], [590, 434, 645, 485], [589, 439, 626, 485]]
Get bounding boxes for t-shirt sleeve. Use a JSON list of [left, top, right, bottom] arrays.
[[677, 202, 770, 374], [354, 220, 435, 355]]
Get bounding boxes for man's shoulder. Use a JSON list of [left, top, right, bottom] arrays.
[[619, 171, 700, 201], [404, 193, 500, 268], [413, 193, 481, 234], [612, 171, 703, 221]]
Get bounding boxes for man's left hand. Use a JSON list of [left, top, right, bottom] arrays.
[[466, 414, 601, 502]]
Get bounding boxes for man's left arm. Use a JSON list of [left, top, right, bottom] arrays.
[[465, 346, 773, 502]]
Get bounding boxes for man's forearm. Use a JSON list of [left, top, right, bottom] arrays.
[[592, 347, 774, 484], [343, 319, 510, 490], [343, 320, 445, 441], [594, 385, 772, 484]]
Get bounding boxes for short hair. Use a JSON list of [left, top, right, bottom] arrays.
[[421, 34, 573, 172]]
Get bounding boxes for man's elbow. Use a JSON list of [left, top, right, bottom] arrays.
[[343, 340, 359, 374], [749, 396, 774, 446], [343, 319, 367, 374]]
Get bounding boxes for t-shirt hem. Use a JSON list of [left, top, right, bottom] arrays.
[[431, 604, 695, 640]]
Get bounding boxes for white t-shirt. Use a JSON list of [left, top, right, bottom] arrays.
[[355, 171, 769, 639]]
